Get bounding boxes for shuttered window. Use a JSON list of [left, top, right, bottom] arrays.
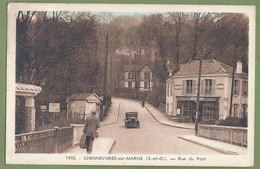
[[242, 81, 248, 96], [186, 80, 193, 94], [128, 72, 134, 79], [205, 79, 213, 94]]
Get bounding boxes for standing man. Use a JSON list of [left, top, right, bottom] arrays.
[[142, 100, 145, 108], [83, 111, 100, 154]]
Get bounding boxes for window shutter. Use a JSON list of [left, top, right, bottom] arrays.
[[212, 79, 216, 95], [182, 80, 185, 95], [201, 80, 205, 95], [192, 80, 196, 95]]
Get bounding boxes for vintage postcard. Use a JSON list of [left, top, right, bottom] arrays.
[[6, 3, 255, 167]]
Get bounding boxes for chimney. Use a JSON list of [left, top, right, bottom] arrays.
[[168, 70, 173, 76], [166, 59, 173, 76], [236, 60, 243, 74]]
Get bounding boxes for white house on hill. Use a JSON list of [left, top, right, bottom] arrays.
[[123, 65, 153, 91]]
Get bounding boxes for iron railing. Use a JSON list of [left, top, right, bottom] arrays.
[[15, 126, 74, 153]]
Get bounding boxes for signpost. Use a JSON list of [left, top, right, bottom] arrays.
[[49, 103, 60, 121], [40, 105, 47, 126]]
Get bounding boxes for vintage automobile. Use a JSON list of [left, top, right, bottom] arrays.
[[125, 112, 140, 128]]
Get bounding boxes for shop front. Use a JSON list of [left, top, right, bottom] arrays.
[[176, 96, 219, 122]]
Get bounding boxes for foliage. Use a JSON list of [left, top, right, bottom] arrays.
[[35, 114, 85, 132], [146, 87, 164, 108], [216, 116, 248, 127], [113, 87, 147, 101], [17, 12, 101, 105]]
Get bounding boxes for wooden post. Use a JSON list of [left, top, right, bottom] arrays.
[[229, 63, 235, 124], [195, 59, 202, 136]]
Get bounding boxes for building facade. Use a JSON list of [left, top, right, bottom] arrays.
[[166, 59, 248, 122], [123, 65, 153, 91]]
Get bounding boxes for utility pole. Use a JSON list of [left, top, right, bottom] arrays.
[[229, 62, 235, 123], [102, 30, 109, 118], [195, 58, 202, 136]]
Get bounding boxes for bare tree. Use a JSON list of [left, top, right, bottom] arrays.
[[169, 12, 185, 69]]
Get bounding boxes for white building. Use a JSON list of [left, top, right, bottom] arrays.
[[123, 65, 153, 91], [166, 59, 248, 122], [66, 93, 101, 120]]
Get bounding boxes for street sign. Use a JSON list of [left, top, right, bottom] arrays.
[[49, 103, 60, 112], [40, 105, 47, 111]]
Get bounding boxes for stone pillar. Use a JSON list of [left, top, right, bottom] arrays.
[[24, 96, 35, 133]]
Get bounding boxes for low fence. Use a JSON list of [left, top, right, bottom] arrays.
[[198, 125, 247, 147], [15, 126, 74, 153]]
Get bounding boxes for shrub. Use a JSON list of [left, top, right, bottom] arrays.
[[220, 116, 247, 127], [113, 87, 147, 101], [215, 119, 225, 126]]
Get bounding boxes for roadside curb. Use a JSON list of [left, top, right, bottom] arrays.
[[145, 106, 194, 130], [101, 103, 120, 127], [115, 97, 194, 130], [63, 138, 116, 154], [108, 139, 116, 154], [178, 136, 238, 155]]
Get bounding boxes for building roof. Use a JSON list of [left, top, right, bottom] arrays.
[[16, 83, 42, 94], [124, 65, 151, 72], [70, 93, 101, 101], [174, 59, 247, 77], [123, 65, 140, 72]]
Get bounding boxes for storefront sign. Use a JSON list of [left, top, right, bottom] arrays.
[[191, 97, 204, 101]]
